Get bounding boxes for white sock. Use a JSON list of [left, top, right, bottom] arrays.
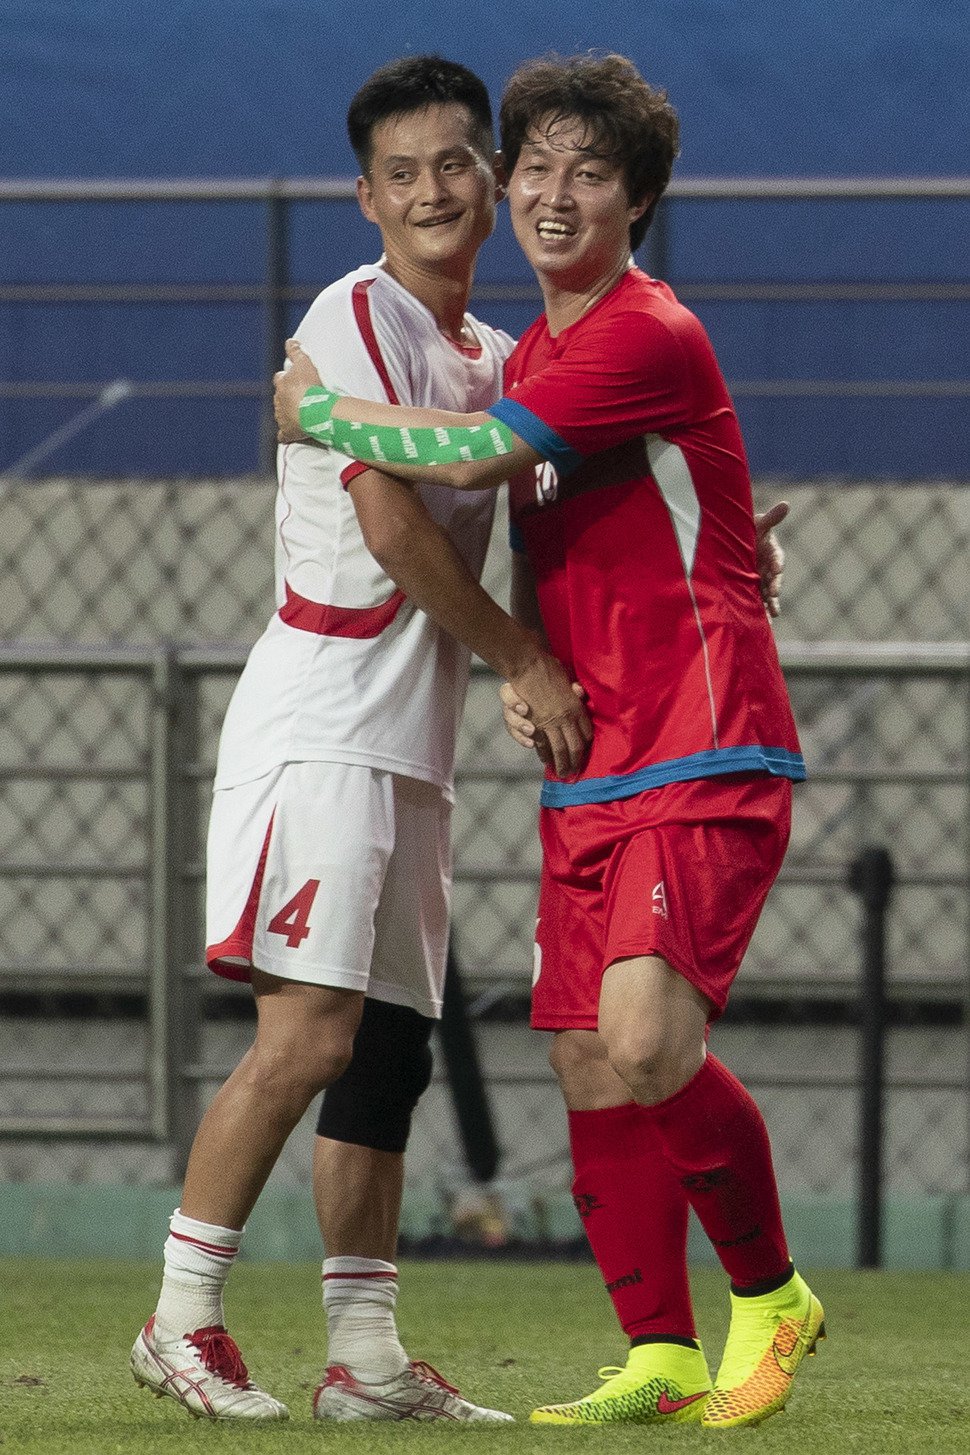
[[154, 1208, 243, 1334], [323, 1257, 409, 1380]]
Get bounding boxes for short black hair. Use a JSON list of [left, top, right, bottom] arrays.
[[347, 55, 494, 177], [500, 54, 679, 251]]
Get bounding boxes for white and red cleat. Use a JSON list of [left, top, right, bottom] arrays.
[[313, 1359, 513, 1422], [130, 1314, 289, 1420]]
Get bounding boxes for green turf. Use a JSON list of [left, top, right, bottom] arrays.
[[1, 1259, 967, 1453]]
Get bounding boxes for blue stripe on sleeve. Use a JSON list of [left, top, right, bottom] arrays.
[[509, 519, 527, 552], [540, 745, 807, 808], [487, 397, 582, 478]]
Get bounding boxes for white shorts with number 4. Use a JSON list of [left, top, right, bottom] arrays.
[[205, 761, 452, 1019]]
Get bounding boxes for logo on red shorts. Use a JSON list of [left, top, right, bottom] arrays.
[[651, 880, 668, 919]]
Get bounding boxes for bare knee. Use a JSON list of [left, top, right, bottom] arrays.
[[549, 1028, 603, 1083], [605, 1029, 702, 1106], [598, 957, 709, 1105], [247, 975, 362, 1105], [246, 1002, 358, 1105], [549, 1030, 630, 1111], [244, 1032, 354, 1104], [605, 1029, 667, 1101]]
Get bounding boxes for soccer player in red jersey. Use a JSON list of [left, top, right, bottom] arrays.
[[274, 53, 822, 1429]]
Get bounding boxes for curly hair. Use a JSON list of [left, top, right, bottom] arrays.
[[499, 54, 680, 250]]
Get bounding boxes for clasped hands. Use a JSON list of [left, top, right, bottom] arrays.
[[502, 652, 591, 777]]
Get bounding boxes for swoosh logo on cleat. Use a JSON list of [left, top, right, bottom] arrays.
[[656, 1390, 708, 1414], [772, 1320, 803, 1372]]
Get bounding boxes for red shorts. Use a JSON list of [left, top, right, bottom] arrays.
[[531, 774, 791, 1029]]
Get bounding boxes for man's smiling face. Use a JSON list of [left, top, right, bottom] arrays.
[[508, 114, 647, 292], [357, 103, 499, 280]]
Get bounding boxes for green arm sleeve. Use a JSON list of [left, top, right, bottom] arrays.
[[298, 386, 516, 466]]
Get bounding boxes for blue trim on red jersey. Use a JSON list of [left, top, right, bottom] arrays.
[[509, 519, 527, 552], [487, 397, 581, 478], [540, 745, 807, 808]]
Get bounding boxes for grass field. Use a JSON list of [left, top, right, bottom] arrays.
[[1, 1258, 967, 1453]]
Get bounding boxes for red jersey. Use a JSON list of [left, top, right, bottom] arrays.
[[488, 267, 804, 808]]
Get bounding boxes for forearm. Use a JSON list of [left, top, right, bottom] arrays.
[[300, 388, 542, 490], [323, 392, 493, 437], [387, 531, 546, 680], [509, 549, 547, 641], [351, 473, 545, 680], [274, 339, 543, 488]]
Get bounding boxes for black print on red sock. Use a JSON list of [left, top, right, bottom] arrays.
[[713, 1224, 763, 1247], [605, 1268, 643, 1293]]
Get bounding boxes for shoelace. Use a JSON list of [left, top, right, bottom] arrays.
[[189, 1326, 252, 1389], [410, 1361, 460, 1394]]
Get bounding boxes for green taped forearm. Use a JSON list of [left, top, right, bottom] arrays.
[[298, 386, 342, 439], [298, 386, 516, 467]]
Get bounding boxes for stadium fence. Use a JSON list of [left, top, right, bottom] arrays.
[[0, 482, 967, 1268], [0, 174, 967, 1266]]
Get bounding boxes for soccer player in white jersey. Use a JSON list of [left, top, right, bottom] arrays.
[[130, 56, 591, 1424]]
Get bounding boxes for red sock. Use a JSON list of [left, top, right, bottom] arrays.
[[642, 1054, 790, 1287], [568, 1101, 696, 1340]]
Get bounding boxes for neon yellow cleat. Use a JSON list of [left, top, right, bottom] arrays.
[[702, 1270, 825, 1430], [529, 1341, 711, 1425]]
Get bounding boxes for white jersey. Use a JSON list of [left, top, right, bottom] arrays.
[[214, 264, 514, 799]]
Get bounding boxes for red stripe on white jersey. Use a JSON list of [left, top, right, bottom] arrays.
[[444, 333, 483, 360], [352, 280, 401, 404], [279, 580, 405, 638]]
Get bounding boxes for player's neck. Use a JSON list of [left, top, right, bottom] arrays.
[[539, 256, 633, 336], [378, 254, 475, 345]]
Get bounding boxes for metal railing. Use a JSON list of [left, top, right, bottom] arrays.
[[1, 175, 967, 467], [1, 642, 968, 1183]]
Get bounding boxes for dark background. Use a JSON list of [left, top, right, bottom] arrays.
[[0, 0, 966, 476]]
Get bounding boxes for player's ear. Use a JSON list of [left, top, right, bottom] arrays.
[[493, 151, 508, 202], [356, 174, 378, 224], [629, 192, 653, 225]]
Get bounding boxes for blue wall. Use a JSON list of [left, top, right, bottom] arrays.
[[0, 1, 967, 476]]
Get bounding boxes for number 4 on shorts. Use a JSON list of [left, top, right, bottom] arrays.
[[268, 879, 320, 948]]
